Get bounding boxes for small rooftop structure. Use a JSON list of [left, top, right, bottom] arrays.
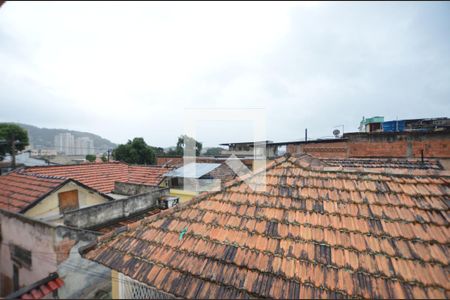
[[219, 140, 273, 146], [359, 116, 450, 133], [219, 140, 279, 158]]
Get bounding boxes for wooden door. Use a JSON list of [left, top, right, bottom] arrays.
[[58, 190, 79, 214]]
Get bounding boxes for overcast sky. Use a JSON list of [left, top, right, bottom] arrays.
[[0, 1, 449, 147]]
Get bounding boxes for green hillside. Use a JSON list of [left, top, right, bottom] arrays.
[[2, 123, 117, 153]]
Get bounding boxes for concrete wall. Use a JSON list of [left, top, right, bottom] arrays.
[[24, 181, 109, 221], [0, 210, 108, 298], [57, 240, 111, 299], [0, 210, 56, 296], [113, 181, 160, 196], [286, 131, 450, 159], [63, 188, 169, 229]]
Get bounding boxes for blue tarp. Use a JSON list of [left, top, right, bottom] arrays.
[[383, 120, 405, 132]]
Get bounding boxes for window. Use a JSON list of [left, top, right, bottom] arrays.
[[58, 190, 79, 214], [11, 245, 32, 269], [170, 177, 183, 189]]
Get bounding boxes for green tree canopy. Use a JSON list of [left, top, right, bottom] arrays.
[[112, 137, 156, 165], [0, 124, 29, 167], [151, 146, 165, 156], [175, 134, 202, 156], [85, 154, 96, 162]]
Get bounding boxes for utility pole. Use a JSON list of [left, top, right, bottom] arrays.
[[107, 149, 111, 162], [11, 134, 16, 169]]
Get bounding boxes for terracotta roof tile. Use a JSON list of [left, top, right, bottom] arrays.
[[22, 162, 171, 193], [83, 155, 450, 299], [323, 158, 444, 170], [0, 172, 65, 212]]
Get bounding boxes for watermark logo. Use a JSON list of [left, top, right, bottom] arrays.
[[182, 108, 267, 192]]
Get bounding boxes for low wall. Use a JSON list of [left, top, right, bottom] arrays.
[[63, 188, 169, 229], [286, 131, 450, 159], [113, 181, 160, 196]]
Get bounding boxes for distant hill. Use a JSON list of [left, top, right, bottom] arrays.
[[4, 123, 117, 153]]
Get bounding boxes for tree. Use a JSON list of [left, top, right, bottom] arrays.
[[204, 147, 224, 156], [101, 154, 107, 162], [151, 146, 165, 156], [112, 137, 156, 165], [175, 135, 202, 156], [85, 154, 96, 162], [0, 124, 29, 168]]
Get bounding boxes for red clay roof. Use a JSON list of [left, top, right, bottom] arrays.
[[23, 162, 171, 193], [83, 155, 450, 299], [0, 172, 65, 213], [322, 158, 444, 170], [20, 277, 64, 299]]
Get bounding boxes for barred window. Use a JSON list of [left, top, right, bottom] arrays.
[[118, 272, 173, 299], [11, 245, 32, 269]]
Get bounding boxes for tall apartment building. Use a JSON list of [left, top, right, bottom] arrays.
[[54, 133, 75, 155], [75, 137, 95, 155], [54, 134, 95, 155]]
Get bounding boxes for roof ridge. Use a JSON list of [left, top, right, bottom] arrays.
[[24, 161, 127, 170], [288, 155, 450, 178], [13, 170, 67, 181]]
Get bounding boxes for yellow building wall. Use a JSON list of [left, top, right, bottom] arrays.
[[24, 181, 108, 219], [111, 270, 119, 299], [169, 188, 198, 203]]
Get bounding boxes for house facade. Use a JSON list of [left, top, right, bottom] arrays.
[[0, 163, 174, 298], [0, 209, 107, 298], [0, 172, 112, 225]]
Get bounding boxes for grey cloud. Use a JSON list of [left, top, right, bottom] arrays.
[[0, 2, 449, 147]]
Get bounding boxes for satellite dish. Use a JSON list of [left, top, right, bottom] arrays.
[[333, 129, 340, 138]]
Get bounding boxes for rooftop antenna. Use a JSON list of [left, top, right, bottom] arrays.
[[334, 125, 344, 138], [333, 129, 341, 138]]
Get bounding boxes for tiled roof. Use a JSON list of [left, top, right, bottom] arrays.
[[323, 158, 444, 170], [23, 163, 170, 193], [82, 155, 450, 299], [6, 272, 64, 299], [0, 172, 65, 213]]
